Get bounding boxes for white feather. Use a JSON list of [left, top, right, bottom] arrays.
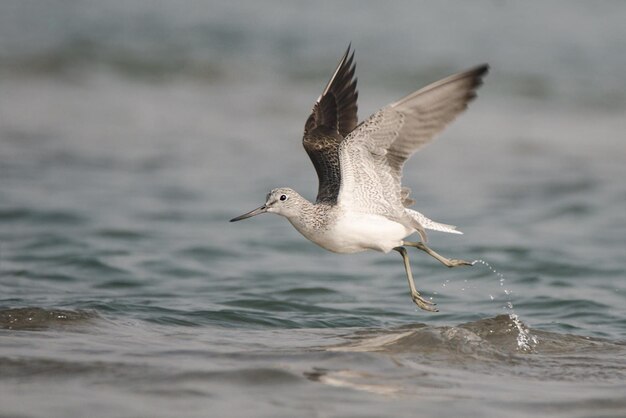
[[405, 209, 463, 235]]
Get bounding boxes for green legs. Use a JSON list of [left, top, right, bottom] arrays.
[[394, 242, 472, 312], [393, 246, 438, 312], [403, 241, 472, 268]]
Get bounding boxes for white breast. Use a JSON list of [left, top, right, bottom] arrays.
[[309, 211, 413, 254]]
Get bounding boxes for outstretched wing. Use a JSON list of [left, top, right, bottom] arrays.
[[382, 65, 488, 185], [338, 65, 489, 235], [303, 45, 359, 203]]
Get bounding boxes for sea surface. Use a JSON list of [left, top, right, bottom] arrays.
[[1, 1, 625, 417]]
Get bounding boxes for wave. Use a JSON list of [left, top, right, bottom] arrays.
[[0, 40, 226, 81], [327, 314, 624, 361], [0, 307, 99, 330]]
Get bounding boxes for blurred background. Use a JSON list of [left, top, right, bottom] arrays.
[[1, 1, 625, 417]]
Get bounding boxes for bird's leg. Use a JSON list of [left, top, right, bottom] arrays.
[[393, 247, 438, 312], [403, 241, 472, 268]]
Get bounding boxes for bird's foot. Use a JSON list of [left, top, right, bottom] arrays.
[[446, 258, 473, 268], [411, 292, 439, 312]]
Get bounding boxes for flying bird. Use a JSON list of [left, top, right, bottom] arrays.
[[231, 46, 488, 311]]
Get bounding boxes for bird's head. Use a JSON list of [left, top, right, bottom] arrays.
[[230, 187, 303, 222]]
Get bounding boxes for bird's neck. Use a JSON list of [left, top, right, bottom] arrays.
[[286, 199, 332, 236]]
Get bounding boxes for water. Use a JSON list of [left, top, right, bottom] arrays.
[[1, 1, 625, 417]]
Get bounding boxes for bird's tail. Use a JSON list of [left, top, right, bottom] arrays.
[[406, 209, 463, 235]]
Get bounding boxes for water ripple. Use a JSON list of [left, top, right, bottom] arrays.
[[0, 307, 99, 330], [0, 207, 88, 225]]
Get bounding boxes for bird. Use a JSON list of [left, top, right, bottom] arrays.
[[230, 46, 488, 312]]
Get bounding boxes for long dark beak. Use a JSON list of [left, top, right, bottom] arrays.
[[229, 205, 267, 222]]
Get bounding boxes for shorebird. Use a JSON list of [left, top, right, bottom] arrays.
[[231, 46, 488, 312]]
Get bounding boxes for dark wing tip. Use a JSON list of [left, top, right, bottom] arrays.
[[470, 63, 490, 77], [476, 63, 490, 74], [322, 44, 355, 96], [469, 63, 489, 88], [454, 64, 489, 109], [305, 45, 360, 138]]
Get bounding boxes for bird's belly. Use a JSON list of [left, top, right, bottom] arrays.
[[312, 212, 412, 254]]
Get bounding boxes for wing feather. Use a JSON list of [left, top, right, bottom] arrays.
[[303, 45, 359, 203], [338, 65, 488, 238], [385, 65, 489, 180]]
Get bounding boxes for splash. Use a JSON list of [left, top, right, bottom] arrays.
[[471, 259, 538, 352]]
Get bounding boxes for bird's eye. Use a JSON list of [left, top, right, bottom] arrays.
[[280, 194, 287, 201]]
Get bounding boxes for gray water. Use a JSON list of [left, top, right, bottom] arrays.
[[1, 1, 625, 417]]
